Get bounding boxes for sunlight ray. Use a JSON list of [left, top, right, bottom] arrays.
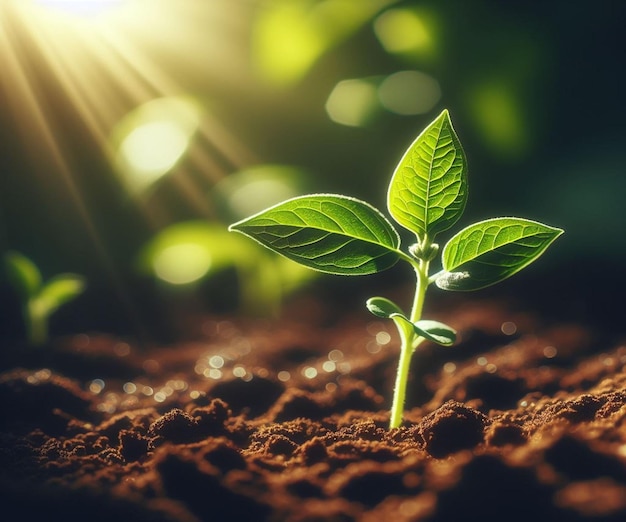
[[0, 0, 258, 337]]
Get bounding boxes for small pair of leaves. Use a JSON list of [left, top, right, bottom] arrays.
[[366, 297, 456, 346], [436, 217, 564, 291], [4, 251, 86, 317]]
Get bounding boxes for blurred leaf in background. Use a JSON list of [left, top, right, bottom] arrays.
[[137, 164, 316, 315], [373, 6, 439, 61], [4, 251, 85, 345], [137, 221, 315, 316], [252, 0, 397, 86]]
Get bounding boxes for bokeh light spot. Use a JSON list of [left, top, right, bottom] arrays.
[[120, 122, 188, 180], [501, 321, 517, 335], [326, 79, 378, 127], [374, 8, 432, 54], [213, 165, 308, 222], [112, 97, 200, 192], [378, 70, 441, 115], [153, 243, 212, 285], [302, 366, 318, 379], [468, 82, 527, 158]]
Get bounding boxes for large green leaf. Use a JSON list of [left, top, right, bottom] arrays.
[[387, 109, 467, 239], [4, 251, 42, 299], [229, 194, 401, 275], [437, 217, 563, 291]]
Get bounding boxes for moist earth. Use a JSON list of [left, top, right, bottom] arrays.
[[1, 294, 626, 522]]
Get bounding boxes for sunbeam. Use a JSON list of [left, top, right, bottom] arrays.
[[0, 0, 256, 336]]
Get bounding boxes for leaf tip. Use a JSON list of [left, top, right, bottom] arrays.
[[366, 296, 403, 318]]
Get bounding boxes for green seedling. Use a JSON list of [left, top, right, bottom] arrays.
[[4, 251, 86, 346], [229, 110, 563, 428]]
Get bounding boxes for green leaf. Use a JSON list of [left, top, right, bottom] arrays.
[[437, 217, 564, 291], [390, 313, 456, 346], [37, 274, 86, 314], [4, 251, 41, 299], [388, 109, 468, 239], [229, 195, 401, 275], [413, 320, 457, 346], [366, 296, 404, 318]]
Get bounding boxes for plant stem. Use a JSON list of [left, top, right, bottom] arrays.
[[389, 258, 430, 429], [389, 320, 415, 428], [26, 301, 47, 346]]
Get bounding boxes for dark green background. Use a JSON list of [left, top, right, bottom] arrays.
[[1, 0, 624, 339]]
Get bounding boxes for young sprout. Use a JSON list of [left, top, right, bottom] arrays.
[[229, 110, 563, 428], [4, 251, 86, 346]]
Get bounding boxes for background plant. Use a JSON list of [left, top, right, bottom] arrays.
[[4, 251, 85, 346], [230, 109, 563, 428]]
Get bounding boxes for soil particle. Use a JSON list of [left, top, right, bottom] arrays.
[[149, 409, 200, 446], [154, 447, 271, 521], [554, 478, 626, 518], [119, 429, 150, 461], [543, 435, 626, 482], [416, 400, 489, 458], [190, 398, 230, 433], [200, 437, 247, 473], [464, 371, 526, 410], [484, 420, 527, 447], [211, 376, 284, 417], [0, 370, 94, 433], [434, 455, 557, 521]]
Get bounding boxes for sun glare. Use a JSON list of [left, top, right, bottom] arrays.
[[121, 122, 189, 182], [112, 97, 201, 192], [33, 0, 124, 17], [0, 0, 252, 327]]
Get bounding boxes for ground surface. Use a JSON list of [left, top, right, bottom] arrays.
[[1, 288, 626, 521]]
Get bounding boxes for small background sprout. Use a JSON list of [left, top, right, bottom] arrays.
[[4, 251, 86, 346], [230, 109, 563, 428]]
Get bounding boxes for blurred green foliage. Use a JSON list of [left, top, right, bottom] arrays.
[[4, 251, 85, 345], [1, 0, 624, 336]]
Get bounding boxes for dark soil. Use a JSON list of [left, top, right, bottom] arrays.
[[1, 293, 626, 521]]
